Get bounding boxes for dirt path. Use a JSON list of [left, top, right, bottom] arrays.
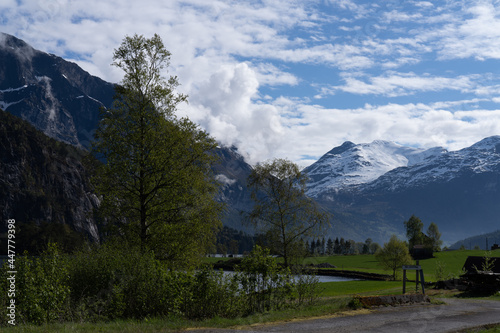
[[191, 298, 500, 333]]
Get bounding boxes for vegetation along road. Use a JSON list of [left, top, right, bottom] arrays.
[[193, 298, 500, 333]]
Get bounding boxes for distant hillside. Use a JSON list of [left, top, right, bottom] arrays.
[[450, 230, 500, 251], [0, 110, 99, 254]]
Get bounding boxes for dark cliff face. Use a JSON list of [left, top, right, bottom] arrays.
[[0, 110, 99, 250], [0, 32, 115, 148], [212, 146, 255, 233]]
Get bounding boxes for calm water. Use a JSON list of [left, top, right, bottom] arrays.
[[221, 271, 359, 283]]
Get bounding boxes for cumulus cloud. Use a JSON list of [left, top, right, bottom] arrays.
[[180, 63, 285, 163]]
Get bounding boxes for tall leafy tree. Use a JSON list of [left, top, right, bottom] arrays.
[[375, 234, 413, 280], [92, 34, 222, 268], [404, 215, 424, 250], [247, 158, 329, 267], [426, 222, 443, 252]]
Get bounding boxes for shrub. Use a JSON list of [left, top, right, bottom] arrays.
[[67, 243, 173, 321], [185, 267, 242, 319], [0, 243, 322, 326], [0, 244, 70, 325], [235, 245, 294, 314]]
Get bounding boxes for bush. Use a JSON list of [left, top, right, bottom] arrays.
[[0, 243, 322, 326], [185, 267, 242, 319], [294, 273, 321, 306], [235, 245, 294, 314], [0, 244, 70, 325], [67, 243, 174, 321]]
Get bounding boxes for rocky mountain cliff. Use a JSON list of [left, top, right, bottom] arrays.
[[0, 33, 257, 244], [212, 146, 255, 233], [0, 32, 114, 148], [0, 110, 99, 252]]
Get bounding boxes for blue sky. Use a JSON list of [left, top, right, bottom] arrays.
[[2, 0, 500, 166]]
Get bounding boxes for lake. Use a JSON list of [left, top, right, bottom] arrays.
[[221, 271, 359, 283]]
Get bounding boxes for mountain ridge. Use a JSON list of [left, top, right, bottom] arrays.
[[305, 137, 500, 244], [0, 32, 114, 148], [304, 139, 447, 197]]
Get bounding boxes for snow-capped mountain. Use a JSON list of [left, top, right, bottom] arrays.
[[304, 140, 446, 197], [0, 32, 114, 148], [363, 136, 500, 193], [306, 136, 500, 244]]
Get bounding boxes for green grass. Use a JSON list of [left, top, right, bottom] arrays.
[[461, 324, 500, 333], [302, 250, 500, 283], [321, 280, 402, 297], [1, 298, 354, 333]]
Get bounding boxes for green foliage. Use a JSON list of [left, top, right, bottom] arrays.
[[247, 158, 330, 267], [0, 244, 70, 325], [426, 222, 443, 252], [91, 34, 222, 268], [0, 243, 321, 326], [375, 235, 413, 280], [473, 251, 498, 272], [348, 297, 364, 310], [235, 245, 293, 313], [404, 215, 424, 250], [294, 273, 322, 305], [185, 267, 243, 319]]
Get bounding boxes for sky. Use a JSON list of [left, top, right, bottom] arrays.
[[2, 0, 500, 166]]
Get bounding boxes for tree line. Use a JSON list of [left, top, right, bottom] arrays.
[[306, 237, 381, 256]]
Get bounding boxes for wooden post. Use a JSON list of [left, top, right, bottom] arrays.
[[403, 269, 407, 294], [416, 260, 419, 292], [402, 265, 424, 294], [420, 269, 425, 294]]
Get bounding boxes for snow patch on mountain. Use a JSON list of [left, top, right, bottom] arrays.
[[304, 140, 446, 197], [365, 136, 500, 192]]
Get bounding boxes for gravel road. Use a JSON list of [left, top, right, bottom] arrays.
[[191, 298, 500, 333]]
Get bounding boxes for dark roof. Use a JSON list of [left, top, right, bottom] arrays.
[[463, 256, 500, 274]]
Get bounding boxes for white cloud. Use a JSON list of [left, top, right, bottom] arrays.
[[317, 72, 477, 97], [2, 0, 500, 166], [428, 2, 500, 60], [270, 100, 500, 166], [179, 63, 285, 164]]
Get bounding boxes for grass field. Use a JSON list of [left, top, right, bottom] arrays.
[[300, 249, 500, 282]]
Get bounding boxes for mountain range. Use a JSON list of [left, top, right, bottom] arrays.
[[305, 138, 500, 244], [1, 32, 499, 246]]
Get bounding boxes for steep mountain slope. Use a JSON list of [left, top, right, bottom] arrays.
[[306, 137, 500, 244], [449, 230, 500, 250], [0, 32, 114, 148], [0, 110, 99, 248]]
